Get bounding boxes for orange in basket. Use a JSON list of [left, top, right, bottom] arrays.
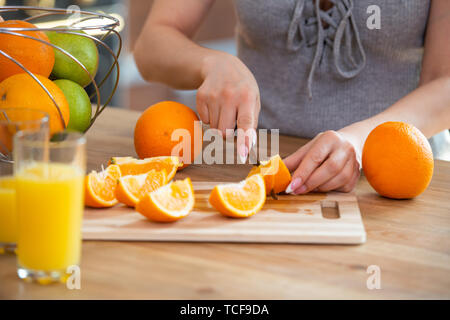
[[0, 73, 70, 135], [0, 20, 55, 82]]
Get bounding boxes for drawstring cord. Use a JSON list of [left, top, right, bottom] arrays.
[[287, 0, 366, 98]]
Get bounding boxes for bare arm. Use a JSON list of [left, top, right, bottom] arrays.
[[340, 0, 450, 154], [285, 0, 450, 194], [134, 0, 214, 89], [134, 0, 261, 161]]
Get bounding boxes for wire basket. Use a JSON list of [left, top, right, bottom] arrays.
[[0, 6, 121, 162]]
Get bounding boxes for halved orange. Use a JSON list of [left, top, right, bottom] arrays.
[[136, 178, 194, 222], [115, 169, 167, 207], [108, 156, 181, 181], [247, 154, 291, 195], [209, 174, 266, 218], [85, 164, 121, 208]]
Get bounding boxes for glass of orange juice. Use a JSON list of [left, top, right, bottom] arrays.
[[0, 109, 49, 254], [14, 130, 86, 284]]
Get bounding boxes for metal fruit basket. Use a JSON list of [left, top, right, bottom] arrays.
[[0, 5, 121, 161], [0, 6, 122, 162]]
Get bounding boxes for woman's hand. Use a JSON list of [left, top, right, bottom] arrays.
[[282, 0, 450, 192], [0, 16, 3, 22], [284, 130, 361, 194], [197, 53, 261, 162], [134, 0, 260, 162]]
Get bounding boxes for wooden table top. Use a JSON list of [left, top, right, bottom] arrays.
[[1, 107, 449, 299]]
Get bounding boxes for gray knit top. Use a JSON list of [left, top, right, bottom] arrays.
[[233, 0, 431, 138]]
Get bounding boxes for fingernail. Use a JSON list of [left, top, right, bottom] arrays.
[[286, 178, 302, 194], [239, 144, 248, 163], [294, 185, 308, 195]]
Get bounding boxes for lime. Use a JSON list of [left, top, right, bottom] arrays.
[[47, 29, 99, 87], [54, 79, 91, 133]]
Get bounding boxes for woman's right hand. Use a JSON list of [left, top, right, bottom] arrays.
[[134, 0, 260, 162], [0, 16, 3, 22], [197, 53, 261, 163]]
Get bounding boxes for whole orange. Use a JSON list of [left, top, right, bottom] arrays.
[[134, 101, 202, 168], [0, 73, 70, 135], [362, 121, 434, 199], [0, 20, 55, 82]]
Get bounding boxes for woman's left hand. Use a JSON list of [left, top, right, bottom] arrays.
[[284, 130, 361, 194]]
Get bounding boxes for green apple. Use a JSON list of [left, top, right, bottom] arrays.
[[47, 29, 99, 87], [54, 79, 92, 133]]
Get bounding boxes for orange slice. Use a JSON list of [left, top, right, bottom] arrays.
[[85, 165, 121, 208], [247, 154, 291, 195], [115, 169, 167, 207], [136, 178, 194, 222], [108, 156, 181, 181], [209, 174, 266, 218]]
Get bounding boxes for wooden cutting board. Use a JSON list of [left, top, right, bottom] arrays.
[[83, 181, 366, 244]]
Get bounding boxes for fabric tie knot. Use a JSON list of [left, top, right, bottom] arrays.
[[287, 0, 366, 98]]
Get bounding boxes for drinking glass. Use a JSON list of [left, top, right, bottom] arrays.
[[14, 130, 86, 284], [0, 109, 49, 254]]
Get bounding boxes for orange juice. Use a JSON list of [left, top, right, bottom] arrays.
[[0, 176, 17, 247], [15, 163, 84, 271]]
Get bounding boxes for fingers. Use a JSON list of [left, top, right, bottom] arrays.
[[216, 86, 238, 137], [285, 131, 361, 194], [317, 160, 360, 193], [236, 92, 259, 163], [283, 144, 311, 193], [335, 169, 360, 193], [197, 83, 259, 146], [297, 146, 352, 193], [284, 141, 315, 193], [236, 127, 256, 163], [283, 138, 317, 172], [218, 103, 237, 138], [197, 90, 258, 164], [196, 91, 209, 124], [208, 100, 220, 129], [236, 95, 258, 132], [287, 132, 336, 194]]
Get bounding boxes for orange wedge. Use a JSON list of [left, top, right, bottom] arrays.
[[115, 169, 167, 207], [247, 154, 291, 195], [136, 178, 194, 222], [209, 174, 266, 218], [85, 165, 121, 208], [108, 156, 181, 181]]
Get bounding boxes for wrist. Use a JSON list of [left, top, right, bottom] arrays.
[[338, 122, 370, 168], [200, 51, 233, 81]]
